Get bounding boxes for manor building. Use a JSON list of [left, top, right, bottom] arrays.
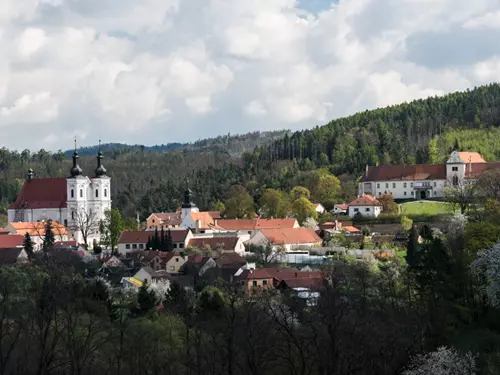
[[358, 151, 500, 200], [7, 149, 111, 247]]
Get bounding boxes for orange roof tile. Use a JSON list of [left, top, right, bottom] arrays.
[[458, 152, 485, 163], [188, 212, 216, 229], [9, 222, 68, 237], [259, 228, 321, 245], [216, 218, 298, 231], [348, 194, 382, 207]]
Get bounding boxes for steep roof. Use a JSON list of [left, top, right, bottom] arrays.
[[0, 235, 24, 249], [187, 212, 216, 229], [119, 229, 190, 244], [8, 178, 67, 209], [458, 152, 485, 163], [188, 237, 239, 250], [259, 228, 322, 245], [215, 252, 246, 268], [347, 194, 382, 207], [362, 164, 446, 182], [8, 222, 68, 237], [150, 212, 182, 226], [216, 218, 298, 231]]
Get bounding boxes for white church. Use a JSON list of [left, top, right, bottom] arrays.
[[358, 151, 500, 200], [7, 148, 111, 247]]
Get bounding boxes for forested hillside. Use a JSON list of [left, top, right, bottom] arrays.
[[1, 84, 500, 221]]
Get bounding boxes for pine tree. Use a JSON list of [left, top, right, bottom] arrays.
[[23, 232, 34, 260], [406, 224, 419, 268], [146, 236, 153, 250], [153, 227, 160, 250], [160, 226, 166, 252], [43, 220, 55, 252], [166, 229, 173, 252]]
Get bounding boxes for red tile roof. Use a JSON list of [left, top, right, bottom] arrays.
[[8, 222, 68, 237], [215, 252, 246, 268], [348, 194, 382, 207], [188, 237, 239, 250], [0, 235, 24, 249], [259, 228, 322, 245], [188, 212, 217, 229], [458, 152, 485, 163], [216, 218, 298, 231], [150, 212, 182, 226], [362, 164, 446, 182], [54, 240, 78, 248], [465, 162, 500, 179], [8, 178, 67, 209], [185, 255, 211, 265], [119, 229, 189, 244], [278, 277, 326, 291], [335, 204, 348, 210]]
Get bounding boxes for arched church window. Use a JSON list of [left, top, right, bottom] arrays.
[[452, 175, 459, 186], [104, 189, 107, 197], [95, 189, 99, 198], [71, 189, 74, 198], [71, 211, 74, 220], [80, 189, 83, 198]]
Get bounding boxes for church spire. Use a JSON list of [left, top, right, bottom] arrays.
[[70, 138, 83, 177], [182, 179, 196, 209], [94, 140, 107, 177]]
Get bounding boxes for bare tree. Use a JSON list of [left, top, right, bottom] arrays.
[[477, 169, 500, 201], [71, 208, 100, 247], [444, 178, 477, 214], [245, 244, 285, 266]]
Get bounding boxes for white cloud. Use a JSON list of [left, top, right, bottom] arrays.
[[0, 0, 498, 150]]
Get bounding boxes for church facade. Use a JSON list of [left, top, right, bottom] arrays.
[[8, 149, 111, 247], [358, 151, 500, 200]]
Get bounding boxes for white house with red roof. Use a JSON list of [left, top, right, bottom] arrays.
[[358, 151, 500, 200], [347, 194, 383, 218], [7, 147, 111, 247]]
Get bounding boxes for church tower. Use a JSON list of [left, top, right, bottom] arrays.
[[66, 144, 89, 243], [181, 182, 199, 220]]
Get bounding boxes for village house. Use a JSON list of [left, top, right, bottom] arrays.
[[7, 149, 111, 247], [246, 227, 322, 252], [313, 203, 326, 215], [359, 151, 500, 200], [347, 195, 383, 218], [213, 218, 299, 237], [146, 212, 182, 230], [0, 234, 24, 249], [4, 222, 69, 250], [332, 203, 348, 215], [162, 252, 186, 273], [187, 236, 246, 256], [117, 229, 192, 255]]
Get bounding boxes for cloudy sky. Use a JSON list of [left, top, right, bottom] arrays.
[[0, 0, 499, 150]]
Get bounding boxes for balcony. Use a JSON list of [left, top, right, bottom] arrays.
[[413, 182, 433, 189]]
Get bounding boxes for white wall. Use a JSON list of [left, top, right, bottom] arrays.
[[360, 179, 447, 200], [348, 205, 382, 218]]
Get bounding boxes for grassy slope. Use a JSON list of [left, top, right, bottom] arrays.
[[399, 201, 456, 215]]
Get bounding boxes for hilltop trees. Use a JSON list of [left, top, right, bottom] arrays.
[[224, 185, 255, 219]]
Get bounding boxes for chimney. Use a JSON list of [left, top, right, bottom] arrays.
[[27, 168, 34, 182], [195, 219, 201, 233]]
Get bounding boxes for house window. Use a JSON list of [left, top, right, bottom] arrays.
[[453, 175, 459, 186], [132, 244, 137, 249], [365, 208, 370, 212], [452, 166, 458, 172], [385, 183, 389, 188], [64, 219, 68, 227], [79, 189, 83, 198], [404, 192, 407, 196], [152, 219, 155, 223], [126, 244, 130, 249], [262, 280, 268, 286], [392, 183, 396, 188], [354, 208, 359, 212], [379, 192, 382, 196], [410, 183, 413, 188], [139, 244, 144, 249], [434, 182, 437, 187], [179, 243, 184, 248], [403, 183, 407, 188], [175, 257, 179, 262], [71, 189, 74, 198], [104, 189, 107, 197], [170, 266, 175, 271], [95, 189, 99, 198], [252, 280, 258, 287], [411, 191, 414, 195], [377, 183, 380, 189]]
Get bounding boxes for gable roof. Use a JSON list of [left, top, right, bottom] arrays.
[[0, 235, 24, 249], [277, 277, 326, 292], [215, 252, 246, 268], [187, 212, 216, 229], [347, 194, 382, 207], [8, 222, 68, 237], [188, 236, 239, 250], [362, 164, 446, 182], [334, 204, 348, 210], [215, 218, 298, 231], [259, 228, 322, 245], [149, 212, 182, 226], [119, 229, 190, 244], [458, 152, 485, 163], [8, 178, 67, 209]]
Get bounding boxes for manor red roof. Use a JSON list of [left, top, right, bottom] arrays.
[[361, 164, 446, 182], [8, 178, 67, 209]]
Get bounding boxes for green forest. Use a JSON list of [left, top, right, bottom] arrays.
[[1, 84, 500, 222]]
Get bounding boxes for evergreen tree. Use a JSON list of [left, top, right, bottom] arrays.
[[23, 232, 34, 260], [153, 227, 160, 250], [43, 220, 55, 252], [136, 280, 158, 314], [160, 226, 165, 251], [166, 229, 173, 252], [406, 224, 419, 268], [146, 236, 153, 250]]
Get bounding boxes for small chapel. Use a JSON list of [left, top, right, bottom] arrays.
[[7, 147, 111, 247]]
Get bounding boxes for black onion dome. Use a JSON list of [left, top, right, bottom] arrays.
[[70, 151, 83, 177], [94, 151, 107, 177]]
